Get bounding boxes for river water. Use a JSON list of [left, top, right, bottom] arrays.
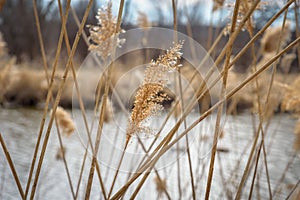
[[0, 107, 299, 199]]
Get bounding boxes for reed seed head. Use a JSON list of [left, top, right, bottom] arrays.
[[52, 106, 76, 136], [88, 1, 125, 60], [126, 42, 184, 143]]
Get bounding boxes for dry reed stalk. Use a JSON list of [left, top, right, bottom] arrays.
[[229, 0, 296, 71], [111, 34, 300, 199], [239, 11, 291, 200], [32, 0, 50, 84], [129, 11, 267, 193], [55, 2, 108, 198], [24, 1, 79, 198], [223, 0, 267, 36], [69, 6, 126, 198], [26, 0, 73, 198], [128, 136, 172, 200], [205, 0, 241, 199], [86, 1, 125, 198], [273, 152, 297, 198], [0, 133, 24, 199], [29, 1, 94, 199], [108, 42, 183, 199], [54, 116, 76, 199]]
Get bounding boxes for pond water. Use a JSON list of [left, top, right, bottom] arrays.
[[0, 107, 299, 199]]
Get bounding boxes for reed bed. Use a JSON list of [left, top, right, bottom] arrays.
[[0, 0, 300, 199]]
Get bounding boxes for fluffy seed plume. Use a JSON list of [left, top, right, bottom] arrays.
[[126, 42, 184, 143], [88, 1, 125, 60], [52, 107, 76, 136]]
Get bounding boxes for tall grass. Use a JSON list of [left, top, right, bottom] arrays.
[[0, 0, 300, 199]]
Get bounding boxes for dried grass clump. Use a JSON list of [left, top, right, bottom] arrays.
[[52, 106, 76, 136], [0, 58, 15, 103], [260, 22, 291, 56], [88, 1, 125, 60], [126, 42, 183, 143], [281, 76, 300, 114]]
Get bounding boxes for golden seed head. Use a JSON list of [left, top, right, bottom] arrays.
[[88, 1, 125, 60], [126, 42, 184, 142], [52, 106, 76, 136]]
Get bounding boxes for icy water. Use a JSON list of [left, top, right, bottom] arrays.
[[0, 107, 299, 199]]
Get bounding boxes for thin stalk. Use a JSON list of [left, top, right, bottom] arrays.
[[25, 0, 50, 197], [0, 133, 25, 199], [57, 2, 107, 198], [217, 151, 232, 199], [84, 86, 109, 199], [32, 3, 78, 199], [54, 119, 76, 199], [229, 0, 296, 68], [205, 0, 241, 199], [129, 136, 172, 200], [29, 1, 94, 199], [26, 0, 72, 198], [107, 141, 129, 199], [248, 8, 289, 199], [248, 142, 263, 200], [285, 179, 300, 199], [172, 0, 177, 42], [273, 153, 297, 198], [90, 0, 126, 198]]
